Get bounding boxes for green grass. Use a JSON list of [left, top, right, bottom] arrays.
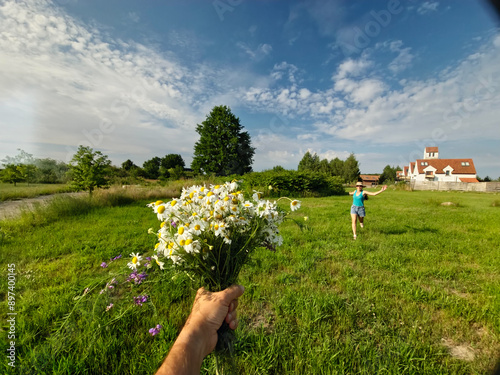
[[1, 189, 499, 374], [0, 183, 72, 201]]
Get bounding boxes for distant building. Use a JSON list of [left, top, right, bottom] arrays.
[[424, 147, 439, 159], [359, 174, 380, 186], [407, 147, 478, 182]]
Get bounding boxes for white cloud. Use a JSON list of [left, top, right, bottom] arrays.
[[0, 0, 258, 164], [334, 56, 372, 80], [237, 42, 272, 61], [417, 2, 439, 15]]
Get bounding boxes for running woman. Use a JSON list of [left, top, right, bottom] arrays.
[[349, 181, 387, 240]]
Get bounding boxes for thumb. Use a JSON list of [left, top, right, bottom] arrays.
[[220, 284, 244, 304]]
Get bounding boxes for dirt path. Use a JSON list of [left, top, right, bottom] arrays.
[[0, 192, 84, 220]]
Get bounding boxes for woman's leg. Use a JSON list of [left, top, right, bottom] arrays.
[[359, 215, 364, 227], [351, 213, 358, 238]]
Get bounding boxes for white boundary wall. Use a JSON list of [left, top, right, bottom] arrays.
[[411, 181, 500, 192]]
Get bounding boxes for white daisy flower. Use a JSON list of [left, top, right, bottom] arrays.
[[152, 255, 165, 270], [290, 200, 301, 211], [127, 252, 143, 270]]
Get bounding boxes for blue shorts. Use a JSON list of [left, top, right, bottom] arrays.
[[350, 205, 366, 217]]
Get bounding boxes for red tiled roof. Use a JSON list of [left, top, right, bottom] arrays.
[[425, 146, 439, 153], [403, 166, 409, 176], [415, 158, 476, 174], [409, 162, 415, 173], [460, 178, 479, 183]]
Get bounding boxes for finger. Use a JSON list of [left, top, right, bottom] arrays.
[[220, 284, 244, 304], [225, 309, 237, 324], [228, 299, 239, 313], [229, 318, 239, 330]]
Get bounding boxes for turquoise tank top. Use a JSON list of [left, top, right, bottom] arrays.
[[353, 191, 364, 206]]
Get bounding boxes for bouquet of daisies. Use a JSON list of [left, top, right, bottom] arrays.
[[146, 180, 300, 365]]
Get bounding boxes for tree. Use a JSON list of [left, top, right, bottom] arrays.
[[343, 153, 360, 183], [122, 159, 137, 171], [69, 146, 111, 194], [0, 165, 25, 186], [1, 149, 37, 186], [34, 158, 69, 184], [142, 157, 161, 179], [191, 105, 255, 176], [379, 165, 400, 184], [161, 154, 185, 170], [329, 157, 344, 178], [298, 151, 320, 172], [319, 158, 331, 175]]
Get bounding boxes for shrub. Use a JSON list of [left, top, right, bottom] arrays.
[[240, 170, 345, 197]]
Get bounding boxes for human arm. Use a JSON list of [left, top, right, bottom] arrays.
[[349, 190, 355, 196], [364, 185, 387, 196], [155, 285, 244, 375]]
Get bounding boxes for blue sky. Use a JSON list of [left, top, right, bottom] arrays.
[[1, 0, 499, 177]]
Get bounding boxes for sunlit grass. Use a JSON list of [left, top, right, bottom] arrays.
[[0, 182, 72, 201], [0, 189, 499, 374]]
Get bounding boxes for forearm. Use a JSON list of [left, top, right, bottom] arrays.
[[155, 329, 205, 375]]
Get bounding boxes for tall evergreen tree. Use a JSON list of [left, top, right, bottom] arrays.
[[298, 151, 320, 172], [329, 157, 344, 178], [191, 105, 255, 176], [343, 153, 360, 183]]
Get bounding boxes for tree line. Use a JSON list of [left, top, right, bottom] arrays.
[[297, 151, 361, 184]]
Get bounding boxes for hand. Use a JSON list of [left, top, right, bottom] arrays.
[[156, 285, 245, 375], [381, 185, 387, 191], [180, 285, 245, 358]]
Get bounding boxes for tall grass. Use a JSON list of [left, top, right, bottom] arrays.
[[0, 182, 72, 201]]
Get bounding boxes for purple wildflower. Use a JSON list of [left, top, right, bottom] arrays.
[[106, 303, 114, 311], [110, 254, 122, 262], [101, 262, 108, 268], [149, 324, 162, 336], [133, 295, 148, 306], [171, 221, 177, 228], [127, 271, 148, 285]]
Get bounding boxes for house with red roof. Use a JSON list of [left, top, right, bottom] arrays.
[[410, 147, 478, 183]]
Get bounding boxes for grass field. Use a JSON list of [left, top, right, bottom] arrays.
[[0, 183, 72, 201], [1, 188, 499, 374]]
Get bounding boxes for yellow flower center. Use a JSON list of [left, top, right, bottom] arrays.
[[171, 200, 177, 206], [200, 187, 205, 192], [189, 192, 194, 199], [194, 224, 201, 231], [179, 239, 186, 246], [178, 227, 184, 235], [207, 191, 213, 197], [214, 185, 220, 189], [155, 200, 164, 206], [224, 196, 230, 201], [160, 222, 166, 228], [157, 205, 165, 214], [185, 239, 193, 246], [132, 257, 138, 264], [155, 243, 160, 249]]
